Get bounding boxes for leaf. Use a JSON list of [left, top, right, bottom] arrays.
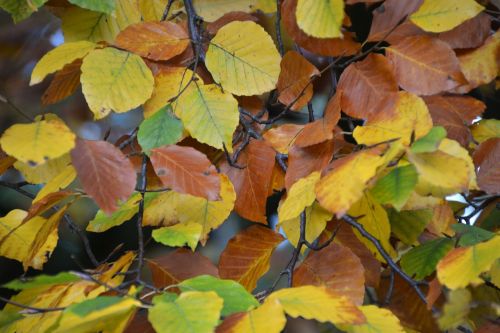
[[267, 285, 364, 325], [205, 21, 281, 96], [115, 21, 189, 61], [263, 124, 304, 154], [437, 289, 471, 330], [411, 126, 447, 153], [179, 275, 259, 316], [437, 236, 500, 289], [193, 0, 257, 22], [206, 11, 258, 35], [385, 36, 465, 95], [315, 145, 389, 218], [60, 0, 141, 43], [216, 298, 286, 333], [137, 106, 183, 154], [370, 165, 418, 210], [71, 139, 137, 215], [152, 223, 202, 251], [87, 193, 141, 232], [14, 153, 71, 184], [388, 208, 432, 245], [30, 41, 96, 85], [0, 118, 75, 166], [471, 119, 500, 144], [410, 0, 484, 33], [51, 296, 139, 333], [219, 225, 284, 291], [295, 0, 344, 38], [401, 238, 454, 280], [80, 47, 154, 119], [473, 138, 500, 194], [221, 140, 276, 223], [175, 82, 239, 151], [277, 51, 319, 111], [32, 166, 75, 205], [68, 0, 115, 14], [337, 53, 398, 120], [150, 145, 220, 200], [0, 0, 48, 23], [451, 224, 495, 247], [42, 59, 82, 106], [3, 272, 80, 290], [353, 91, 433, 146], [338, 305, 405, 333], [348, 193, 396, 261], [148, 248, 219, 289], [438, 13, 491, 49], [149, 291, 223, 333], [293, 243, 365, 305], [278, 171, 320, 222], [138, 0, 184, 21]]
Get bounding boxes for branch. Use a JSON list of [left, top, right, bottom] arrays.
[[0, 93, 33, 122], [160, 0, 176, 21], [0, 295, 65, 314], [275, 0, 285, 56], [135, 154, 148, 282]]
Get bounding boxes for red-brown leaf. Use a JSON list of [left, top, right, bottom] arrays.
[[386, 36, 466, 95], [25, 190, 74, 222], [337, 53, 398, 120], [150, 145, 221, 201], [277, 51, 319, 111], [218, 225, 284, 291], [115, 21, 189, 61], [220, 140, 275, 223], [71, 139, 137, 215], [473, 138, 500, 195], [293, 243, 365, 305], [437, 13, 491, 50], [42, 59, 81, 106], [147, 248, 219, 289], [206, 11, 258, 35]]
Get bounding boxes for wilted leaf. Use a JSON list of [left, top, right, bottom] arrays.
[[295, 0, 344, 38]]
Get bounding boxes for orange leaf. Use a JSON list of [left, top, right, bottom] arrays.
[[219, 225, 284, 291], [71, 139, 136, 215], [115, 21, 189, 61], [263, 124, 304, 154], [473, 138, 500, 195], [150, 145, 221, 201]]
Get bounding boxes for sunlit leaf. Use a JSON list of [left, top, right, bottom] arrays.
[[193, 0, 257, 22], [338, 305, 405, 333], [370, 165, 418, 211], [152, 223, 202, 251], [278, 171, 320, 222], [138, 106, 183, 154], [295, 0, 344, 38], [87, 193, 141, 232]]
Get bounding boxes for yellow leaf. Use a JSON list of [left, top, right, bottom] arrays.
[[81, 48, 154, 119], [61, 0, 141, 43], [267, 285, 364, 326], [0, 208, 64, 270], [338, 305, 405, 333], [0, 119, 76, 166], [139, 0, 184, 21], [296, 0, 344, 38], [348, 192, 396, 262], [34, 164, 76, 203], [143, 191, 179, 227], [315, 146, 389, 218], [410, 0, 484, 33], [353, 92, 433, 146], [438, 138, 477, 190], [471, 119, 500, 143], [14, 153, 71, 184], [437, 236, 500, 289], [30, 41, 96, 85], [193, 0, 257, 22], [437, 289, 471, 330], [205, 21, 281, 96], [175, 82, 239, 151], [280, 202, 332, 249], [278, 171, 320, 222]]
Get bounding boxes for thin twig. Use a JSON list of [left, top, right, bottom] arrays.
[[0, 296, 65, 313], [160, 0, 176, 21], [275, 0, 285, 56], [0, 93, 34, 122], [135, 155, 148, 282]]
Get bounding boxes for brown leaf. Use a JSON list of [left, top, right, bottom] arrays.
[[115, 21, 189, 61], [42, 59, 81, 106], [71, 139, 137, 215], [277, 51, 319, 111], [423, 95, 485, 146], [25, 190, 74, 222], [337, 53, 398, 120], [220, 140, 275, 223], [368, 0, 423, 42], [147, 248, 219, 289], [150, 145, 221, 200], [386, 36, 466, 95], [285, 140, 335, 190], [206, 11, 258, 35], [473, 138, 500, 195], [293, 243, 365, 305], [475, 322, 500, 333], [263, 124, 304, 154], [437, 13, 491, 49], [124, 310, 155, 333], [426, 277, 443, 311], [219, 225, 284, 291], [282, 0, 360, 57]]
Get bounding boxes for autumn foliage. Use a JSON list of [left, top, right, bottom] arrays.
[[0, 0, 499, 332]]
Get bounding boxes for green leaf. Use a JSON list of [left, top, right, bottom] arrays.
[[452, 224, 495, 247], [0, 311, 23, 327], [70, 296, 124, 317], [2, 272, 80, 290], [149, 291, 223, 333], [411, 126, 447, 153], [68, 0, 115, 14], [152, 223, 202, 251], [178, 275, 259, 316], [401, 238, 454, 280], [370, 165, 418, 210], [0, 0, 48, 23], [87, 193, 141, 232], [138, 105, 183, 154], [388, 209, 433, 245]]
